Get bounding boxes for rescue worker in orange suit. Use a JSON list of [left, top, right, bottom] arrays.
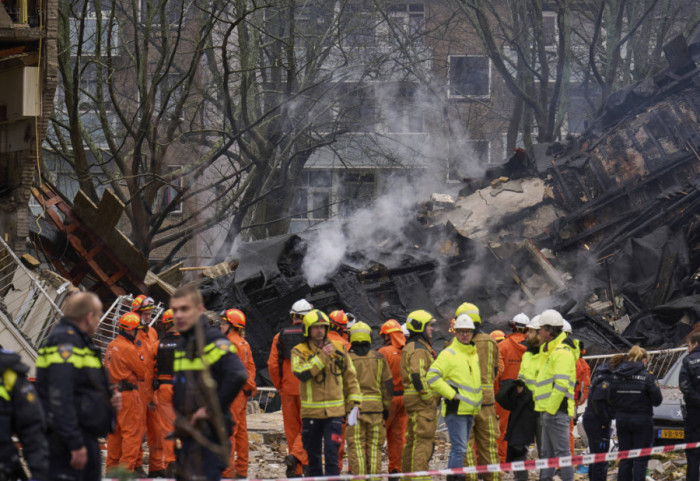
[[378, 319, 407, 475], [149, 309, 179, 478], [495, 313, 529, 462], [105, 311, 146, 473], [458, 303, 503, 481], [267, 299, 313, 477], [131, 294, 161, 475], [490, 330, 506, 343], [220, 308, 257, 479]]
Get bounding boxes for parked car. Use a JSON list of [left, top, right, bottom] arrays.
[[652, 353, 686, 444]]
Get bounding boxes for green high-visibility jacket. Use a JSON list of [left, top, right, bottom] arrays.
[[533, 332, 576, 417]]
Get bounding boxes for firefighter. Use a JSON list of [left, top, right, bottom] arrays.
[[0, 349, 48, 481], [267, 299, 313, 477], [457, 303, 501, 481], [150, 308, 179, 478], [291, 309, 362, 476], [534, 309, 577, 481], [105, 311, 147, 473], [495, 313, 529, 462], [680, 332, 700, 481], [36, 292, 120, 481], [220, 309, 257, 479], [346, 321, 393, 475], [328, 309, 351, 348], [490, 330, 505, 343], [427, 314, 482, 481], [171, 285, 249, 481], [132, 294, 160, 475], [378, 319, 408, 475], [401, 309, 438, 481]]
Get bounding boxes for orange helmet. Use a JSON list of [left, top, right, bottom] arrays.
[[119, 312, 141, 330], [490, 329, 506, 342], [222, 308, 246, 328], [132, 294, 154, 311], [161, 309, 174, 324], [380, 319, 402, 335], [329, 310, 348, 329]]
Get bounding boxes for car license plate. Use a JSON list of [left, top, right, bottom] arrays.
[[658, 429, 684, 439]]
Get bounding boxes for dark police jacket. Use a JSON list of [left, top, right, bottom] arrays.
[[35, 317, 113, 450], [680, 345, 700, 410], [608, 360, 662, 418], [0, 350, 48, 481], [173, 317, 248, 440], [583, 362, 614, 426]]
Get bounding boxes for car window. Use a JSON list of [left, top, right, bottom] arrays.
[[662, 353, 687, 387]]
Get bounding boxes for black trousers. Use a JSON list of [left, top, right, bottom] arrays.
[[616, 415, 654, 481], [506, 444, 528, 481], [301, 416, 343, 476], [48, 432, 101, 481], [582, 414, 611, 481], [686, 407, 700, 481], [177, 438, 228, 481]]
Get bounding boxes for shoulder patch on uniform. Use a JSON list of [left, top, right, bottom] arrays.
[[67, 329, 75, 335], [58, 344, 74, 360], [215, 338, 231, 351], [21, 383, 36, 403]]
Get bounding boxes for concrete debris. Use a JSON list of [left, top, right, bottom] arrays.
[[430, 193, 456, 208]]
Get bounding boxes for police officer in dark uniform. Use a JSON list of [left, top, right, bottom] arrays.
[[680, 332, 700, 481], [582, 354, 623, 481], [35, 292, 121, 481], [0, 349, 48, 481], [170, 285, 248, 481], [608, 346, 662, 481]]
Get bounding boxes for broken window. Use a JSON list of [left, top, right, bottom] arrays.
[[337, 84, 375, 133], [291, 170, 333, 220], [339, 171, 376, 215], [386, 83, 423, 133], [448, 55, 490, 98]]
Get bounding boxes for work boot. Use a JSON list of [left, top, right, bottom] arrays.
[[134, 466, 148, 477], [148, 470, 165, 478], [285, 455, 299, 478], [165, 462, 177, 477]]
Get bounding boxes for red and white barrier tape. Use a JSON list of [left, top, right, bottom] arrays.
[[105, 440, 700, 481]]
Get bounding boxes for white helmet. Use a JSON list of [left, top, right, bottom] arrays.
[[512, 313, 529, 329], [453, 313, 476, 330], [346, 312, 357, 329], [539, 309, 564, 328], [290, 299, 313, 316], [562, 319, 572, 334], [401, 323, 410, 337], [526, 315, 541, 330]]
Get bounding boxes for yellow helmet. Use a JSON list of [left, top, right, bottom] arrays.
[[455, 302, 481, 324], [406, 310, 435, 334], [302, 309, 331, 337], [349, 321, 372, 344]]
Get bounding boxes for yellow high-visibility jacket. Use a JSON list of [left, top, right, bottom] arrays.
[[534, 332, 576, 417], [401, 337, 438, 412], [291, 338, 362, 419], [518, 343, 543, 392], [427, 339, 482, 416], [349, 348, 393, 416]]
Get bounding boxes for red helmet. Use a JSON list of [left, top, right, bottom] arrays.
[[132, 294, 154, 312], [329, 310, 348, 329], [119, 312, 141, 330], [161, 309, 174, 324], [222, 308, 246, 328], [380, 319, 402, 335]]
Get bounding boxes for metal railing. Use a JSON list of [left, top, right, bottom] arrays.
[[93, 294, 165, 350], [0, 236, 66, 364], [583, 347, 687, 382]]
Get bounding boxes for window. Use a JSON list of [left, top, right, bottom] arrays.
[[140, 0, 187, 26], [160, 165, 183, 214], [69, 15, 120, 56], [337, 84, 375, 133], [447, 140, 489, 181], [343, 3, 376, 47], [542, 11, 557, 49], [448, 55, 490, 99], [339, 172, 375, 215], [291, 170, 332, 220], [154, 73, 185, 121], [388, 3, 424, 37], [386, 83, 423, 133]]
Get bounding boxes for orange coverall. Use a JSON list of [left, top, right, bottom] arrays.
[[377, 330, 407, 473], [223, 330, 257, 478], [569, 356, 591, 454], [136, 326, 160, 472], [151, 331, 180, 473], [494, 332, 527, 462], [268, 326, 307, 475], [105, 334, 146, 471]]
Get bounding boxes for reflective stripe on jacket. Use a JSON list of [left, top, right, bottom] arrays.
[[291, 339, 362, 419], [533, 332, 576, 416], [349, 348, 392, 414], [427, 339, 482, 416], [472, 332, 501, 404], [401, 337, 437, 412], [517, 344, 542, 392]]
